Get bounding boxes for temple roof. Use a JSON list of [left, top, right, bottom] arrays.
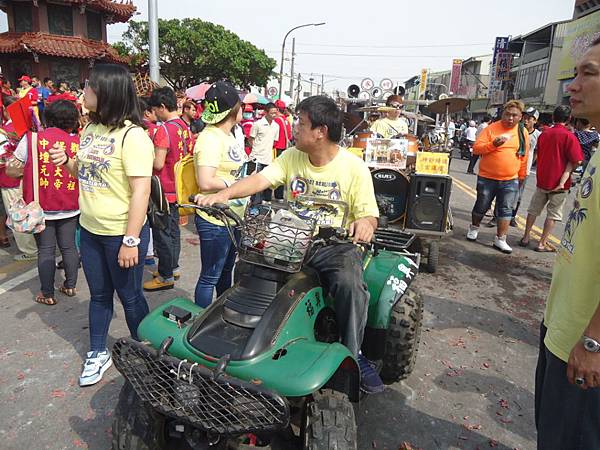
[[0, 32, 128, 63], [0, 0, 136, 23]]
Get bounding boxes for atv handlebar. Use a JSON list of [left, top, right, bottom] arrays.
[[178, 197, 243, 228]]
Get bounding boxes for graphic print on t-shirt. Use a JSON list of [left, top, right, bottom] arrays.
[[77, 131, 114, 191], [562, 165, 595, 254], [289, 175, 343, 226]]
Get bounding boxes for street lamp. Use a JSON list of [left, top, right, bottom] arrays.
[[279, 22, 325, 100]]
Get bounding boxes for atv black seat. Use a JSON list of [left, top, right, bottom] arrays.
[[223, 266, 287, 328]]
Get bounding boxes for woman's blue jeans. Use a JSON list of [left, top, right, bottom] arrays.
[[194, 214, 238, 308], [80, 223, 150, 352]]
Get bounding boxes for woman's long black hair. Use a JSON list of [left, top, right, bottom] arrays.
[[88, 64, 143, 129]]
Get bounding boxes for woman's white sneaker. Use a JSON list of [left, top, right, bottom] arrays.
[[79, 349, 112, 387], [466, 225, 479, 241], [493, 235, 513, 254]]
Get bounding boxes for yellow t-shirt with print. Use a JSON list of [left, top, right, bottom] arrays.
[[77, 122, 154, 235], [260, 147, 379, 228], [193, 125, 246, 226], [544, 151, 600, 362], [370, 117, 409, 139]]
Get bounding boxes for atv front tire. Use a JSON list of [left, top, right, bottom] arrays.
[[112, 381, 166, 450], [380, 288, 423, 383], [302, 389, 357, 450]]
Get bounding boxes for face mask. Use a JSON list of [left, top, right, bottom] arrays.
[[243, 113, 253, 120]]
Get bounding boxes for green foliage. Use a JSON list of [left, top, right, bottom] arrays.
[[114, 18, 276, 90]]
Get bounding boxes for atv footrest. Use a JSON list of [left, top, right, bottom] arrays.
[[112, 338, 289, 435], [373, 228, 416, 251]]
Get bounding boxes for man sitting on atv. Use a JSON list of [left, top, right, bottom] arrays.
[[195, 95, 384, 393]]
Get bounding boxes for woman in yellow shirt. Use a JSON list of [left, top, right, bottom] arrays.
[[192, 81, 245, 307], [50, 64, 154, 387]]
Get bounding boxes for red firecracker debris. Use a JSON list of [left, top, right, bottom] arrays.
[[482, 362, 490, 369], [17, 372, 25, 380], [499, 399, 509, 408], [51, 389, 66, 398], [489, 439, 498, 447]]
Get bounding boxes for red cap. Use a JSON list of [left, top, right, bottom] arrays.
[[18, 75, 31, 83], [244, 104, 254, 112], [275, 99, 286, 110]]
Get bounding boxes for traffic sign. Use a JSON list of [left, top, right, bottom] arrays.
[[358, 91, 371, 100], [380, 78, 393, 90], [267, 86, 278, 97], [361, 78, 375, 91]]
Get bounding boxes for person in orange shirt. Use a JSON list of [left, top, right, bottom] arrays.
[[466, 100, 529, 254]]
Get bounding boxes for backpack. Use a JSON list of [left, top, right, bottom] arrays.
[[174, 154, 198, 216]]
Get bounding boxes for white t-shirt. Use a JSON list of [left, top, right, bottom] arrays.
[[249, 117, 279, 165], [476, 122, 489, 139], [526, 129, 542, 175], [448, 122, 456, 139], [464, 126, 478, 142]]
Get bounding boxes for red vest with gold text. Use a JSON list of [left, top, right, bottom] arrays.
[[22, 128, 79, 211]]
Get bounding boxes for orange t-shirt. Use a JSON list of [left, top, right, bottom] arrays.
[[473, 121, 529, 181]]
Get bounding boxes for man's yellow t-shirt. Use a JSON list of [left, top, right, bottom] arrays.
[[544, 151, 600, 362], [77, 121, 154, 235], [370, 117, 409, 139], [193, 125, 246, 225], [260, 147, 379, 228]]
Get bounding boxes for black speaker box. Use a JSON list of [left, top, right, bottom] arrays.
[[406, 174, 452, 232]]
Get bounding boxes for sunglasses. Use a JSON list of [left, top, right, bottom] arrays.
[[389, 103, 403, 110]]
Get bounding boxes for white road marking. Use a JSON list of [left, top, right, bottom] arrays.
[[0, 265, 39, 295]]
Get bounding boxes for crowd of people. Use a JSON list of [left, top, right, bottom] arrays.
[[1, 37, 600, 447]]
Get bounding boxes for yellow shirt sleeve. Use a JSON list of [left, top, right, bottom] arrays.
[[194, 128, 224, 168], [260, 149, 292, 188], [349, 161, 380, 220], [123, 127, 154, 177]]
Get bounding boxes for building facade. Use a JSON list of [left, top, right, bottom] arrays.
[[0, 0, 134, 85]]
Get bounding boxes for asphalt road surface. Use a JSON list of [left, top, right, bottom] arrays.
[[0, 155, 571, 450]]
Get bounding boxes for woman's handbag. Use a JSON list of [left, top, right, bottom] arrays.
[[6, 132, 46, 234]]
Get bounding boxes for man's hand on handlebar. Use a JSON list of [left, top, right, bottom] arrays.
[[348, 217, 377, 244], [194, 190, 231, 207]]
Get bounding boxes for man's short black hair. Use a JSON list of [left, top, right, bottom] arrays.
[[43, 100, 80, 132], [553, 105, 571, 124], [138, 96, 151, 113], [148, 87, 178, 112], [482, 114, 492, 123], [264, 102, 277, 111], [296, 95, 343, 143], [43, 77, 52, 84]]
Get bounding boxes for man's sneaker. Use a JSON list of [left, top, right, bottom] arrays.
[[151, 270, 180, 281], [143, 277, 175, 291], [358, 354, 385, 394], [14, 253, 37, 261], [79, 349, 112, 387], [466, 225, 479, 241], [493, 235, 513, 254]]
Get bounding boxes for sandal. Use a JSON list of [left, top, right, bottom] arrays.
[[518, 238, 530, 248], [58, 285, 77, 297], [535, 245, 556, 253], [35, 293, 57, 306]]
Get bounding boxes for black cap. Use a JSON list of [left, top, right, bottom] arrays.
[[202, 80, 240, 124]]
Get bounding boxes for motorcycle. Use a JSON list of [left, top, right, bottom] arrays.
[[110, 197, 423, 449]]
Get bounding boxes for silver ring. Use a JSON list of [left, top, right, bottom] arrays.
[[575, 377, 585, 385]]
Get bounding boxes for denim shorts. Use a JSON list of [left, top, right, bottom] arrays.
[[472, 176, 519, 220]]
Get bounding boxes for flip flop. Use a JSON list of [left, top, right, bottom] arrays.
[[518, 238, 529, 247], [58, 285, 77, 297], [534, 245, 556, 253], [35, 293, 57, 305]]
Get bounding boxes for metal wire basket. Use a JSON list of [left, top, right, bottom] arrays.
[[239, 203, 316, 273]]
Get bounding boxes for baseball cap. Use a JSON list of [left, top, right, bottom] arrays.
[[18, 75, 31, 83], [202, 80, 240, 124], [244, 103, 254, 112], [524, 107, 539, 120], [275, 99, 286, 110]]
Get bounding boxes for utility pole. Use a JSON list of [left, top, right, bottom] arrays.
[[321, 73, 324, 95], [295, 73, 302, 105], [288, 38, 296, 99], [148, 0, 160, 83]]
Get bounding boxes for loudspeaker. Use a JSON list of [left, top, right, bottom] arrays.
[[347, 84, 360, 98], [406, 174, 452, 232]]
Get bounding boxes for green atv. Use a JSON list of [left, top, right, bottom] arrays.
[[111, 198, 423, 449]]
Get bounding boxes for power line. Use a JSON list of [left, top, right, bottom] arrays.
[[266, 51, 470, 58], [294, 42, 493, 49]]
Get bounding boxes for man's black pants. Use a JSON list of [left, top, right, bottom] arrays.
[[536, 322, 600, 450]]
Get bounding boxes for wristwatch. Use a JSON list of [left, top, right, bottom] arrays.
[[122, 235, 141, 248], [582, 335, 600, 353]]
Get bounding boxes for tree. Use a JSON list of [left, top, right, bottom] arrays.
[[113, 19, 276, 90]]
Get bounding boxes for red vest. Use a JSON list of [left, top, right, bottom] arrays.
[[22, 128, 79, 211], [0, 123, 20, 188], [154, 118, 192, 202]]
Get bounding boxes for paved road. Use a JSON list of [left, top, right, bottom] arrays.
[[0, 156, 567, 449]]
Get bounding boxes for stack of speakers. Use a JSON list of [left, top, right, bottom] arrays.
[[405, 174, 452, 232]]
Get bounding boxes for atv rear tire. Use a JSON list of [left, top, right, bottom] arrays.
[[380, 288, 423, 383], [302, 389, 357, 450], [112, 381, 166, 450]]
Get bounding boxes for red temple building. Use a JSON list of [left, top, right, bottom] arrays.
[[0, 0, 135, 85]]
